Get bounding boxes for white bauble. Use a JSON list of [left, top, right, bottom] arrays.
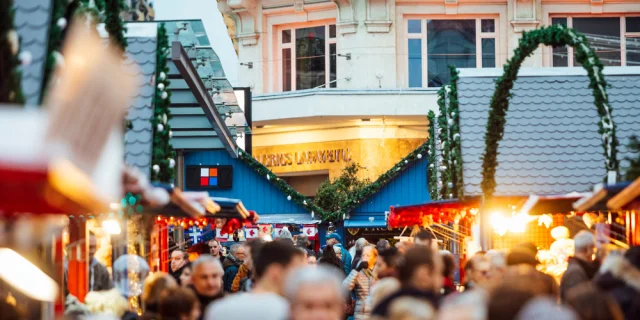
[[53, 51, 65, 68], [57, 17, 67, 29], [287, 195, 292, 201], [161, 91, 168, 100], [303, 200, 307, 205], [447, 118, 454, 126], [19, 51, 32, 66], [162, 113, 168, 124], [157, 83, 165, 91], [169, 131, 173, 138], [157, 123, 164, 132], [159, 72, 166, 81], [417, 154, 422, 159], [447, 182, 454, 188], [404, 160, 408, 164], [168, 159, 176, 168], [152, 164, 160, 173], [266, 174, 271, 180]]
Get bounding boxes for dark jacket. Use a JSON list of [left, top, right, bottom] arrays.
[[169, 263, 189, 285], [222, 255, 243, 292], [560, 257, 599, 300], [594, 255, 640, 320], [188, 285, 224, 320], [89, 257, 113, 291], [371, 287, 440, 317]]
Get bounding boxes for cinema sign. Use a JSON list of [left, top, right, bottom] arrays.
[[255, 148, 352, 167]]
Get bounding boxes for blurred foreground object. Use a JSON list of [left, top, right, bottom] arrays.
[[0, 248, 59, 302], [0, 17, 138, 215]]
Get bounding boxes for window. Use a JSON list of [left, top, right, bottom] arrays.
[[551, 16, 640, 67], [280, 24, 337, 91], [407, 18, 497, 87]]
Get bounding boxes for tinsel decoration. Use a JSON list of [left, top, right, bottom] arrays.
[[150, 23, 175, 183], [480, 24, 618, 198], [40, 0, 67, 103], [104, 0, 128, 51], [126, 216, 142, 314], [427, 111, 438, 200], [0, 0, 25, 104]]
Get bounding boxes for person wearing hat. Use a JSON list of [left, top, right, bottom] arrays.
[[594, 246, 640, 320], [506, 244, 559, 297], [326, 233, 352, 275]]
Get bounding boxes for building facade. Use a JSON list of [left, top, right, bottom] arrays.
[[218, 0, 640, 194]]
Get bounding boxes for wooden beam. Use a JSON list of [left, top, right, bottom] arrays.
[[170, 41, 238, 158], [608, 177, 640, 210]]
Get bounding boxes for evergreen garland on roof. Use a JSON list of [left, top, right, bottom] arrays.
[[104, 0, 127, 51], [40, 0, 68, 103], [0, 0, 24, 104], [150, 23, 175, 183]]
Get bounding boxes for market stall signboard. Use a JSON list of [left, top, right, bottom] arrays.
[[186, 166, 233, 190]]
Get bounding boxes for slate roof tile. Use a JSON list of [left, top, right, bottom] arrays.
[[124, 36, 157, 176], [14, 0, 52, 105], [458, 73, 640, 196]]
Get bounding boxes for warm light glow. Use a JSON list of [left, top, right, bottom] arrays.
[[538, 214, 553, 228], [102, 219, 121, 235], [0, 248, 59, 301], [551, 226, 570, 240], [491, 210, 537, 236]]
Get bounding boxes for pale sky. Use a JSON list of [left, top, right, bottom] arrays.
[[154, 0, 239, 85]]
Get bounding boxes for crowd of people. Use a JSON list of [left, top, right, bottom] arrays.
[[11, 228, 636, 320]]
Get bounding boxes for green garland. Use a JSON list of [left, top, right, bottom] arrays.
[[481, 24, 618, 198], [104, 0, 127, 51], [436, 86, 452, 199], [0, 0, 24, 104], [427, 111, 438, 200], [150, 23, 175, 183], [447, 66, 464, 199], [237, 150, 331, 220], [40, 0, 67, 103]]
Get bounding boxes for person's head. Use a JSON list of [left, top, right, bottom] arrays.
[[326, 233, 342, 246], [285, 266, 346, 320], [208, 239, 221, 257], [415, 230, 436, 249], [565, 283, 623, 320], [437, 290, 488, 320], [159, 287, 200, 320], [179, 263, 193, 288], [388, 297, 436, 320], [332, 244, 343, 260], [506, 246, 538, 267], [171, 249, 188, 272], [361, 245, 378, 268], [573, 230, 596, 262], [307, 255, 317, 266], [374, 248, 399, 278], [485, 249, 507, 281], [439, 250, 456, 279], [229, 243, 247, 261], [355, 238, 369, 251], [321, 244, 339, 263], [370, 277, 401, 310], [244, 238, 265, 271], [296, 234, 310, 248], [515, 297, 578, 320], [191, 255, 224, 297], [502, 264, 558, 296], [376, 239, 391, 252], [254, 241, 305, 295], [488, 284, 536, 320], [142, 272, 177, 312], [397, 246, 442, 292], [464, 253, 491, 286]]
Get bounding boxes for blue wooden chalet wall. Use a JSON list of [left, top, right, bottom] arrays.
[[184, 150, 308, 215], [346, 156, 431, 228]]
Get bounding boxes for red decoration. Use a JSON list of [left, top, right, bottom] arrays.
[[388, 200, 479, 228]]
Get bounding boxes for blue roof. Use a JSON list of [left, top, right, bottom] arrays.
[[347, 156, 431, 226], [184, 150, 310, 215]]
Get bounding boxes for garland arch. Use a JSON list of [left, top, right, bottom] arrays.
[[481, 24, 619, 198]]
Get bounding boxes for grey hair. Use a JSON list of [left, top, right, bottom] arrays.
[[486, 249, 507, 269], [230, 244, 242, 257], [284, 265, 346, 301], [574, 230, 596, 252], [356, 238, 369, 250], [192, 255, 222, 272]]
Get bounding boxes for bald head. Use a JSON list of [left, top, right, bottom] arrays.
[[191, 256, 224, 297]]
